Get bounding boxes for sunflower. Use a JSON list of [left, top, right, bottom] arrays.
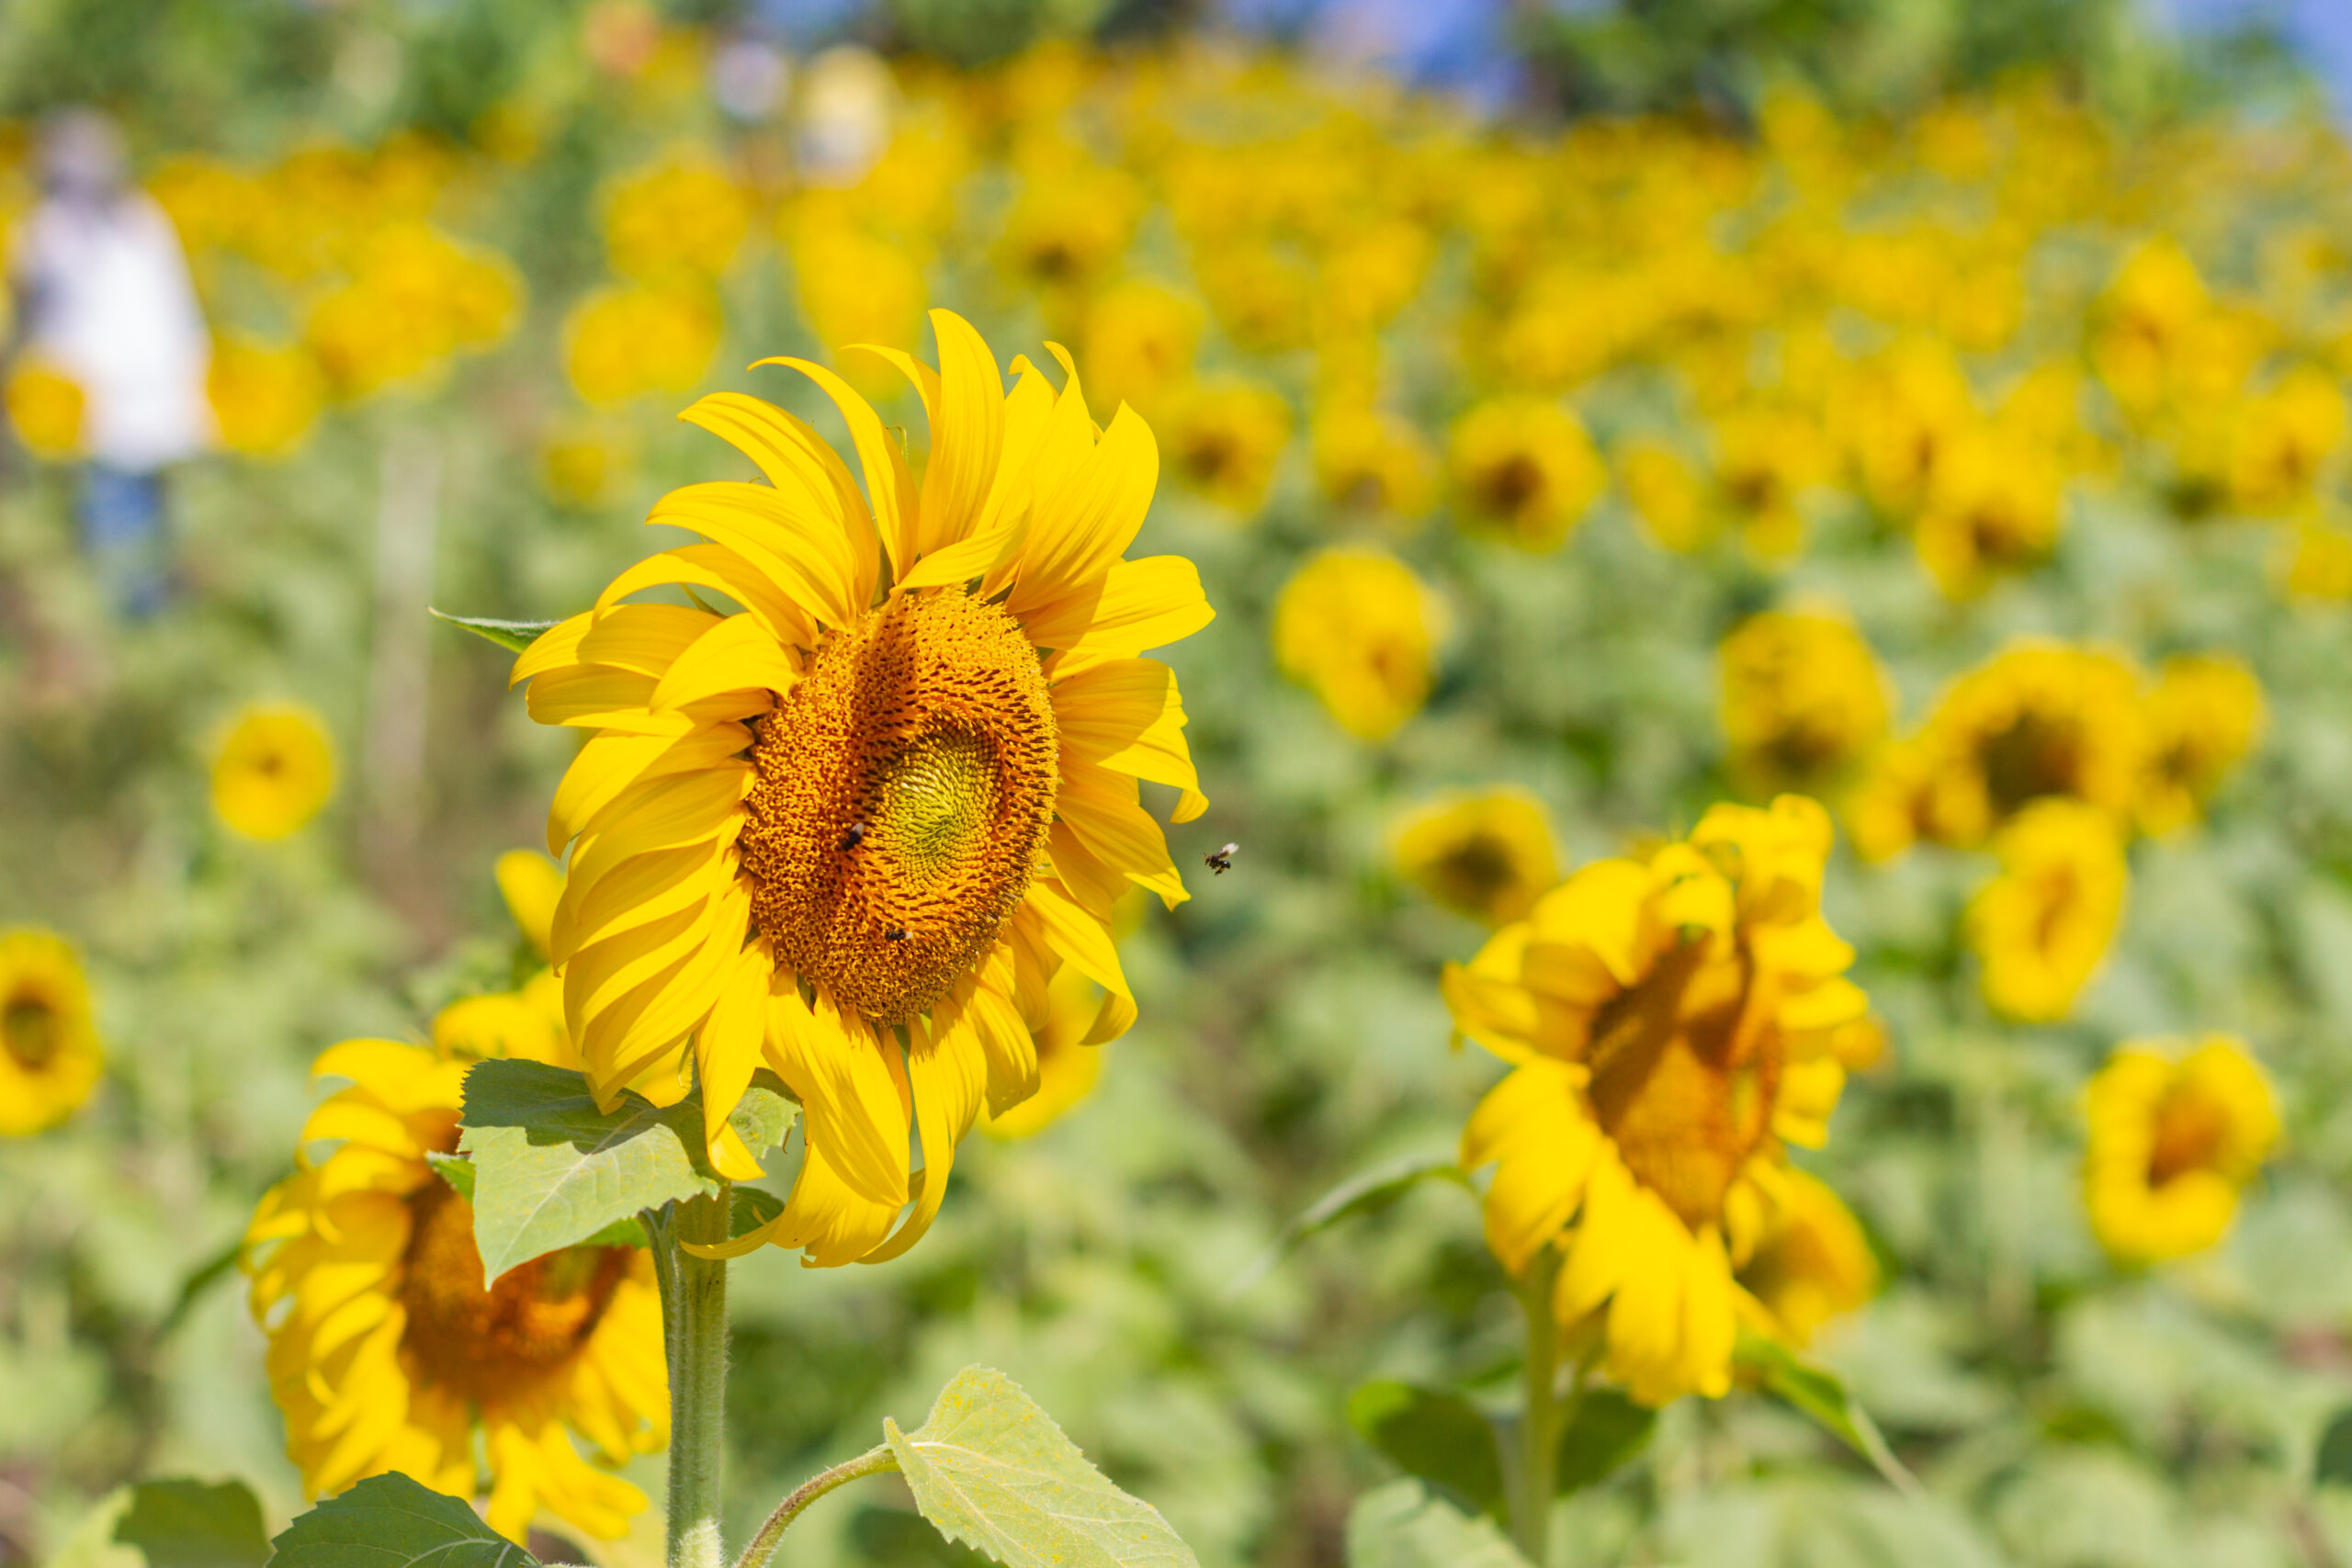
[[1734, 1167, 1877, 1349], [1392, 789, 1559, 928], [1159, 376, 1293, 517], [0, 929, 104, 1136], [512, 310, 1213, 1267], [1445, 796, 1873, 1404], [2137, 653, 2264, 836], [1080, 279, 1203, 416], [1717, 609, 1890, 794], [1272, 547, 1441, 742], [212, 703, 338, 841], [1966, 798, 2128, 1023], [1445, 397, 1604, 551], [1911, 427, 2064, 600], [981, 964, 1108, 1140], [2084, 1034, 2278, 1266], [1312, 404, 1437, 523]]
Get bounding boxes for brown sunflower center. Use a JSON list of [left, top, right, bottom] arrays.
[[740, 588, 1058, 1025], [2, 994, 60, 1070], [1478, 454, 1544, 519], [400, 1180, 630, 1401], [1978, 711, 2086, 818], [1431, 834, 1521, 912], [2147, 1085, 2229, 1187], [1582, 937, 1781, 1231]]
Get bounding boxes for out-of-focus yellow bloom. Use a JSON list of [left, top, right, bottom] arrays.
[[537, 416, 634, 507], [0, 930, 104, 1136], [1619, 440, 1711, 552], [1393, 789, 1559, 928], [1320, 219, 1433, 331], [1838, 338, 1974, 513], [2137, 654, 2264, 835], [1718, 610, 1890, 791], [1273, 547, 1440, 740], [1446, 397, 1604, 551], [1913, 427, 2065, 599], [983, 964, 1107, 1140], [6, 361, 84, 460], [2228, 365, 2345, 515], [562, 284, 720, 406], [2085, 1035, 2278, 1267], [1312, 404, 1436, 524], [1446, 796, 1871, 1405], [602, 154, 752, 285], [1734, 1168, 1877, 1348], [1159, 376, 1291, 516], [212, 703, 337, 842], [783, 219, 926, 392], [209, 338, 324, 458], [1080, 278, 1201, 415], [994, 154, 1140, 301], [1621, 411, 1828, 558], [494, 849, 566, 961], [2282, 518, 2352, 601], [1967, 798, 2128, 1023], [2091, 239, 2267, 423], [1197, 243, 1317, 354], [305, 225, 521, 400]]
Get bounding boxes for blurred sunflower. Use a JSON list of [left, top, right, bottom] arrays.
[[212, 704, 337, 841], [513, 309, 1212, 1265], [1445, 796, 1873, 1404], [1392, 789, 1559, 928], [564, 284, 721, 406], [1445, 397, 1604, 551], [2085, 1034, 2278, 1266], [1080, 278, 1203, 415], [1717, 610, 1890, 793], [1912, 427, 2064, 599], [208, 337, 325, 458], [1966, 798, 2128, 1023], [1159, 376, 1292, 516], [0, 929, 104, 1136], [1312, 404, 1437, 523], [6, 360, 85, 460], [981, 964, 1107, 1140], [2137, 653, 2264, 836], [1733, 1168, 1877, 1349], [1272, 547, 1441, 742]]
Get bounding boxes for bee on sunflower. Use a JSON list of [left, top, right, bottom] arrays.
[[511, 309, 1212, 1267]]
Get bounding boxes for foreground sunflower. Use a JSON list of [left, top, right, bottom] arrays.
[[1444, 795, 1872, 1404], [514, 310, 1212, 1266], [0, 929, 104, 1135], [2084, 1034, 2278, 1266]]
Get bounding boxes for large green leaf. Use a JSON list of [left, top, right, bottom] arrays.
[[429, 609, 560, 653], [1229, 1152, 1470, 1295], [457, 1059, 793, 1282], [2316, 1406, 2352, 1487], [1345, 1382, 1504, 1515], [268, 1472, 537, 1568], [1553, 1388, 1655, 1494], [114, 1479, 269, 1568], [1736, 1331, 1919, 1495], [883, 1366, 1199, 1568], [1343, 1480, 1532, 1568]]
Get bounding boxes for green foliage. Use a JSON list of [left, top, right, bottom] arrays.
[[1232, 1151, 1469, 1296], [1736, 1332, 1917, 1495], [455, 1058, 792, 1281], [267, 1473, 536, 1568], [1551, 1389, 1655, 1495], [1346, 1382, 1504, 1515], [112, 1479, 268, 1568], [2315, 1407, 2352, 1488], [427, 610, 560, 656], [1343, 1480, 1532, 1568], [884, 1367, 1201, 1568]]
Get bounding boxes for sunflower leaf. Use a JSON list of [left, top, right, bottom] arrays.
[[1227, 1151, 1470, 1297], [115, 1478, 270, 1568], [884, 1365, 1199, 1568], [1342, 1479, 1532, 1568], [426, 1151, 476, 1201], [268, 1472, 537, 1568], [1346, 1382, 1504, 1515], [1553, 1388, 1655, 1495], [456, 1059, 794, 1283], [429, 608, 560, 653], [1735, 1331, 1919, 1496]]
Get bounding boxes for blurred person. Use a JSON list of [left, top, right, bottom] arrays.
[[6, 108, 213, 617]]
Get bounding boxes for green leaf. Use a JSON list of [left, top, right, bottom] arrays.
[[733, 1184, 786, 1238], [2316, 1407, 2352, 1487], [430, 609, 560, 654], [1345, 1382, 1504, 1515], [114, 1479, 269, 1568], [1229, 1152, 1470, 1296], [884, 1365, 1199, 1568], [268, 1472, 537, 1568], [457, 1059, 793, 1283], [427, 1152, 476, 1201], [1736, 1331, 1918, 1496], [1553, 1388, 1655, 1495], [1343, 1479, 1532, 1568]]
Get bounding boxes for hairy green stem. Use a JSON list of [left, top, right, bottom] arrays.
[[1512, 1247, 1564, 1567], [731, 1444, 899, 1568], [649, 1190, 731, 1568]]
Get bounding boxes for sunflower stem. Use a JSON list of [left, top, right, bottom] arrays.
[[731, 1443, 899, 1568], [650, 1190, 731, 1568], [1512, 1247, 1564, 1567]]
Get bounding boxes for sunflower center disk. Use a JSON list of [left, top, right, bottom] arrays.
[[399, 1181, 630, 1400], [1583, 940, 1781, 1232], [2, 996, 59, 1070], [741, 590, 1059, 1026]]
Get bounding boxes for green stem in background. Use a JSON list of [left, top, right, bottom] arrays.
[[648, 1189, 732, 1568], [731, 1444, 900, 1568], [1512, 1247, 1564, 1567]]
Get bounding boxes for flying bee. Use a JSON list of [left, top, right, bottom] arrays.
[[839, 821, 867, 852], [884, 926, 909, 942], [1204, 842, 1238, 875]]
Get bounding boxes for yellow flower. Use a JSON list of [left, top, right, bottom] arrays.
[[602, 155, 752, 285], [1159, 376, 1292, 516], [209, 338, 325, 459], [1734, 1168, 1877, 1349], [784, 219, 928, 395], [1912, 427, 2064, 599], [511, 309, 1213, 1266], [1312, 404, 1437, 523], [563, 284, 721, 407], [1080, 278, 1202, 415], [1618, 412, 1828, 558], [304, 225, 521, 400], [1618, 440, 1710, 553], [1966, 798, 2128, 1023], [1445, 397, 1604, 551], [2084, 1034, 2278, 1267], [496, 849, 567, 962], [1272, 547, 1440, 741], [1836, 338, 1974, 513], [994, 156, 1140, 301], [1392, 789, 1560, 928], [212, 704, 337, 841], [2138, 654, 2264, 835], [1445, 796, 1871, 1405], [1717, 610, 1890, 792], [0, 930, 104, 1136], [539, 417, 635, 508], [243, 1033, 664, 1542], [981, 964, 1107, 1140], [2228, 365, 2345, 514], [2282, 518, 2352, 601], [6, 361, 85, 460]]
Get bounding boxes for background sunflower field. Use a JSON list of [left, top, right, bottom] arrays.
[[8, 1, 2352, 1566]]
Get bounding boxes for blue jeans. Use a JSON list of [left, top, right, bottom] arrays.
[[79, 464, 169, 617]]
